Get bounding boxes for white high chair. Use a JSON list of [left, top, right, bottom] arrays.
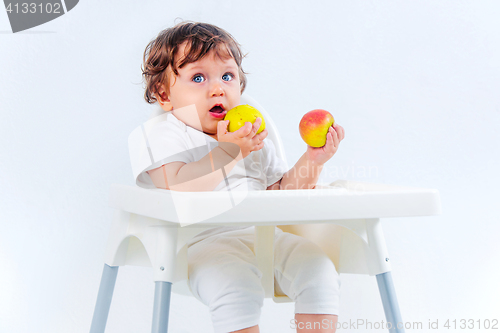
[[89, 94, 441, 333]]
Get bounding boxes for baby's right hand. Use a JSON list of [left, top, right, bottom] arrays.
[[217, 117, 268, 160]]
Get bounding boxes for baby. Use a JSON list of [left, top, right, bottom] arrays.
[[139, 21, 345, 333]]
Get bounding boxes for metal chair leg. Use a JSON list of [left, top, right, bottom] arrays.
[[376, 271, 404, 333], [90, 264, 119, 333], [151, 281, 172, 333]]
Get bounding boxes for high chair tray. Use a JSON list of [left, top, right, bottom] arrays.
[[108, 180, 441, 226]]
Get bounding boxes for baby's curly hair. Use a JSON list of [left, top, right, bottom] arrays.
[[142, 21, 247, 104]]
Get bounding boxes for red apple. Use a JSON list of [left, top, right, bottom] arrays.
[[299, 109, 335, 147]]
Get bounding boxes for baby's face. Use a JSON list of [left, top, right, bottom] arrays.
[[165, 42, 241, 139]]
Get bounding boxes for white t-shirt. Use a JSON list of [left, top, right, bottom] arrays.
[[130, 112, 288, 245]]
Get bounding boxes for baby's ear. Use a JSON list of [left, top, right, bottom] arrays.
[[156, 84, 173, 111]]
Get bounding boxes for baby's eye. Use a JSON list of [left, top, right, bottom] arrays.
[[192, 74, 205, 83], [222, 73, 234, 82]]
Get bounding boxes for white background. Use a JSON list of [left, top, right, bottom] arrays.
[[1, 1, 499, 332]]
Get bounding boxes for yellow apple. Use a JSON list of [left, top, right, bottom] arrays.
[[224, 104, 266, 134], [299, 109, 335, 147]]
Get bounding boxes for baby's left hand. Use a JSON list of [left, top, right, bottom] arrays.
[[305, 123, 345, 165]]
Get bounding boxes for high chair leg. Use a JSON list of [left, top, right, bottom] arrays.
[[90, 264, 119, 333], [151, 281, 172, 333], [376, 271, 404, 333]]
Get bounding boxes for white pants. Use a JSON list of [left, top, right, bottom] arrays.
[[188, 226, 340, 333]]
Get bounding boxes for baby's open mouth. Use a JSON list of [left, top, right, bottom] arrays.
[[209, 105, 225, 113], [208, 104, 227, 119]]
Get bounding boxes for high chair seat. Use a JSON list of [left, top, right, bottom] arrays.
[[89, 94, 441, 333]]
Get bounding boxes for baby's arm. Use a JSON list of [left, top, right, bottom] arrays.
[[148, 118, 267, 192], [279, 124, 345, 190], [147, 146, 239, 191]]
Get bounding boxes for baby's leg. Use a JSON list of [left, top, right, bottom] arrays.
[[188, 232, 264, 333], [294, 314, 338, 333], [274, 232, 340, 333]]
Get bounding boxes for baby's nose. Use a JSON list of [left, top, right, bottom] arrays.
[[210, 82, 225, 97]]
